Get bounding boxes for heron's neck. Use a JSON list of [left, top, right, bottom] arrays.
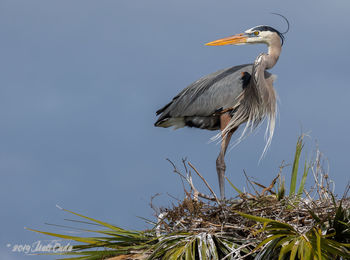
[[265, 38, 281, 70]]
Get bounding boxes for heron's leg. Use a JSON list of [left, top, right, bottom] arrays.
[[216, 114, 237, 199]]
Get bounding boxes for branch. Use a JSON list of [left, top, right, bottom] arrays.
[[166, 159, 216, 202], [188, 162, 221, 205]]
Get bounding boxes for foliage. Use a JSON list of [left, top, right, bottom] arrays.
[[27, 136, 350, 259], [237, 205, 350, 260]]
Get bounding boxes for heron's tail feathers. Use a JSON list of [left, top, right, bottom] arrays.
[[155, 117, 186, 129]]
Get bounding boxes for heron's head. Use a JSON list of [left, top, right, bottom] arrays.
[[206, 25, 285, 47]]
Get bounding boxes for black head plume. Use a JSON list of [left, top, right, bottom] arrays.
[[265, 13, 290, 45], [271, 13, 290, 34]]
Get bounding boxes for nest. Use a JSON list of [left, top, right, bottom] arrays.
[[158, 190, 349, 240], [147, 154, 350, 259]]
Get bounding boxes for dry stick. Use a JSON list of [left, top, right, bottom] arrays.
[[166, 159, 216, 202], [182, 158, 188, 173], [167, 158, 198, 201], [181, 158, 189, 193], [251, 181, 267, 190], [182, 158, 195, 198], [221, 242, 256, 260], [166, 159, 186, 179], [260, 175, 279, 196], [243, 170, 258, 199], [182, 158, 198, 200], [250, 177, 279, 196], [166, 192, 182, 202], [149, 193, 161, 214], [188, 162, 221, 205]]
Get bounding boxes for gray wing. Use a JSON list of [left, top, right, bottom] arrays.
[[155, 64, 253, 127]]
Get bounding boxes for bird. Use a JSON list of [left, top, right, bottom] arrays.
[[155, 16, 288, 199]]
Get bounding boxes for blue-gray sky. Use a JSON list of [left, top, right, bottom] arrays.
[[1, 0, 349, 259]]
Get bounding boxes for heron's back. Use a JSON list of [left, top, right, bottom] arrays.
[[155, 64, 253, 130]]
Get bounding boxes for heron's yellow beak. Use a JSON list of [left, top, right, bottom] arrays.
[[205, 33, 247, 46]]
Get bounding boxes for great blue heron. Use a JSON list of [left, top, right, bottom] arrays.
[[155, 18, 288, 198]]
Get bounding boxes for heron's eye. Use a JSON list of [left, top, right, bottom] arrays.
[[254, 31, 259, 36]]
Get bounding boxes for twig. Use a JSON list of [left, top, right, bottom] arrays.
[[188, 162, 221, 205], [149, 193, 160, 214], [221, 242, 255, 260], [166, 159, 216, 202], [260, 175, 279, 196], [166, 193, 182, 202], [243, 170, 258, 198], [182, 158, 188, 173]]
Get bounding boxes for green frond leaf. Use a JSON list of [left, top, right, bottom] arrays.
[[226, 176, 243, 195], [25, 227, 100, 244], [297, 159, 310, 197], [58, 207, 138, 235], [290, 135, 304, 196]]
